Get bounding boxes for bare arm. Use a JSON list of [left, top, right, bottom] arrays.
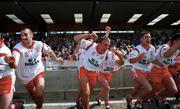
[[114, 50, 125, 65], [4, 56, 16, 68], [163, 42, 180, 58], [74, 43, 80, 55], [104, 26, 111, 37], [129, 53, 146, 63], [74, 33, 98, 44], [48, 50, 63, 64]]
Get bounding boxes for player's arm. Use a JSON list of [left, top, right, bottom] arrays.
[[104, 26, 111, 37], [5, 48, 21, 68], [43, 43, 63, 64], [48, 49, 63, 64], [74, 33, 98, 44], [163, 42, 180, 58], [114, 50, 124, 65]]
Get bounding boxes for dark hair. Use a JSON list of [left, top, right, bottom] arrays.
[[21, 27, 33, 35], [96, 36, 110, 43], [110, 44, 116, 48], [0, 33, 4, 39], [169, 33, 180, 41], [140, 31, 150, 39]]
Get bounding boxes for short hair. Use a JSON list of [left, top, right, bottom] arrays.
[[0, 34, 3, 39], [96, 36, 110, 43], [169, 33, 180, 41], [110, 44, 116, 48], [21, 27, 33, 35], [0, 33, 4, 39], [140, 31, 150, 39]]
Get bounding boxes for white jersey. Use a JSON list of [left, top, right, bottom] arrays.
[[0, 44, 15, 79], [128, 44, 155, 72], [99, 57, 121, 74], [75, 48, 86, 69], [79, 39, 119, 72], [12, 41, 50, 84], [155, 44, 180, 68]]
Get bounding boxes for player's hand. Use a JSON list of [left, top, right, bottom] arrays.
[[4, 56, 15, 63], [114, 50, 123, 56], [138, 52, 146, 60], [88, 33, 98, 40], [105, 26, 111, 33], [57, 58, 64, 65]]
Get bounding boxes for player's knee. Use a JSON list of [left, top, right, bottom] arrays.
[[84, 89, 90, 96], [172, 88, 178, 95], [10, 103, 16, 109], [104, 86, 110, 91], [145, 86, 152, 93], [35, 86, 44, 97]]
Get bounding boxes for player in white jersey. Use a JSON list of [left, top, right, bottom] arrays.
[[148, 33, 180, 103], [0, 34, 16, 109], [74, 42, 87, 109], [94, 26, 123, 109], [8, 28, 63, 109], [96, 44, 122, 109], [168, 56, 180, 101], [127, 31, 155, 109], [74, 32, 124, 109]]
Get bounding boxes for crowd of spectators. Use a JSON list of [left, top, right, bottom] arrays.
[[2, 31, 170, 61]]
